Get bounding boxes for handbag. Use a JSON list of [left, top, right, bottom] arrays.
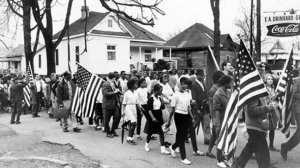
[[52, 99, 70, 119]]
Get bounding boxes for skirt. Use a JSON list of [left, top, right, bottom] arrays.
[[144, 109, 164, 135]]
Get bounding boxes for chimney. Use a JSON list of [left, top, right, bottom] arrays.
[[81, 6, 89, 20]]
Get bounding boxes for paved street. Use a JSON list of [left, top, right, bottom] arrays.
[[0, 111, 299, 168]]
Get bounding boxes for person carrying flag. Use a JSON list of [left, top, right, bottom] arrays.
[[281, 70, 300, 160]]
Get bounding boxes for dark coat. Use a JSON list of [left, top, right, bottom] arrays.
[[213, 87, 230, 127], [191, 79, 208, 113], [56, 79, 75, 105], [10, 82, 26, 103], [102, 81, 119, 109], [29, 83, 37, 105], [292, 77, 300, 114]]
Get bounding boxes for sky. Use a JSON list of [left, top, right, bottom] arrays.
[[1, 0, 300, 47]]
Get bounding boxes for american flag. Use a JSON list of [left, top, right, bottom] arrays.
[[71, 64, 103, 118], [23, 63, 34, 107], [275, 48, 294, 138], [217, 39, 269, 161]]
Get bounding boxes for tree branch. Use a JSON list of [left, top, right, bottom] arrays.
[[6, 0, 23, 18], [54, 0, 73, 48]]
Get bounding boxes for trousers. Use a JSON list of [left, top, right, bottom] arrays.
[[236, 129, 270, 168], [103, 107, 120, 134], [10, 101, 22, 123]]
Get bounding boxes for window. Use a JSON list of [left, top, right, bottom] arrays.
[[108, 19, 113, 27], [39, 55, 41, 68], [144, 50, 152, 62], [107, 45, 116, 60], [76, 46, 80, 63], [14, 62, 18, 69], [55, 49, 59, 65]]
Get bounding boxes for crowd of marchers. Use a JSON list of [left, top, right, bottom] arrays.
[[2, 61, 300, 168]]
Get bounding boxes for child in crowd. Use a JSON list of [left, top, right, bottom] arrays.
[[122, 78, 140, 145], [144, 84, 170, 155], [136, 78, 148, 140]]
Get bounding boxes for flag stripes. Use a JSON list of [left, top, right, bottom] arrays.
[[23, 63, 33, 107], [217, 39, 269, 161], [275, 48, 294, 138], [70, 64, 103, 118]]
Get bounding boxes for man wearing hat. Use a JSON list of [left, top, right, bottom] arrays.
[[102, 72, 121, 138], [9, 77, 27, 124], [190, 69, 211, 145]]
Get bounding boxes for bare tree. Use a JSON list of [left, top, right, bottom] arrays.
[[4, 0, 40, 73], [31, 0, 74, 75]]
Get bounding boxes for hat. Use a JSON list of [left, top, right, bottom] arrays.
[[195, 69, 205, 76], [108, 72, 115, 79]]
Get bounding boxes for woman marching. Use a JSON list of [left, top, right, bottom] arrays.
[[122, 78, 140, 145], [144, 84, 171, 155], [265, 73, 280, 152], [136, 78, 148, 140], [166, 77, 194, 165]]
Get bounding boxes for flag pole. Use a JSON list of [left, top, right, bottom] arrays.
[[208, 45, 220, 71]]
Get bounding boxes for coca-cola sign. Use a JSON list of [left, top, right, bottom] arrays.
[[267, 23, 300, 37]]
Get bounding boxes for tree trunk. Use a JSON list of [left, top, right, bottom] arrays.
[[22, 0, 34, 74], [207, 0, 220, 89], [256, 0, 261, 62], [45, 40, 55, 76], [213, 0, 220, 65]]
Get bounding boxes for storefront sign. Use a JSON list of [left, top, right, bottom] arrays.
[[264, 13, 300, 37]]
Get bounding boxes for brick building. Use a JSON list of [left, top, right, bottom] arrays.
[[163, 23, 237, 71]]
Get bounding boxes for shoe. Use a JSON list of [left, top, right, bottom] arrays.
[[150, 135, 157, 140], [63, 128, 69, 132], [175, 147, 180, 153], [35, 115, 40, 117], [169, 146, 176, 157], [193, 150, 205, 156], [137, 135, 143, 140], [185, 138, 190, 143], [181, 159, 191, 165], [127, 139, 136, 145], [73, 127, 81, 133], [145, 143, 150, 152], [161, 146, 171, 155], [10, 121, 15, 124], [269, 146, 280, 152], [112, 131, 119, 137], [280, 144, 288, 161], [95, 126, 102, 131], [106, 134, 114, 138], [205, 152, 216, 158], [217, 161, 228, 168], [15, 121, 21, 124]]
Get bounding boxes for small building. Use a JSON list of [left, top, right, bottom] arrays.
[[261, 40, 300, 74], [34, 7, 169, 75], [164, 23, 237, 70], [0, 44, 26, 74]]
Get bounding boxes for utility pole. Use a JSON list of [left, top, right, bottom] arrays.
[[256, 0, 261, 62], [250, 0, 254, 56]]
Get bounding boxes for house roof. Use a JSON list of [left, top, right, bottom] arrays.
[[220, 34, 230, 44], [53, 11, 109, 39], [166, 23, 214, 49], [5, 44, 24, 57], [53, 11, 165, 42]]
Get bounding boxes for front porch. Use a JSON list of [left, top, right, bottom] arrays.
[[130, 41, 174, 71]]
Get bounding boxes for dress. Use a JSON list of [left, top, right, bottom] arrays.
[[145, 96, 165, 134], [123, 90, 138, 122]]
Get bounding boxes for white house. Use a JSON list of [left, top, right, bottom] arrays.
[[0, 44, 26, 74], [34, 7, 169, 75]]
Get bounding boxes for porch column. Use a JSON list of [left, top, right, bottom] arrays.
[[139, 46, 142, 71], [155, 48, 158, 60], [169, 48, 172, 60]]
